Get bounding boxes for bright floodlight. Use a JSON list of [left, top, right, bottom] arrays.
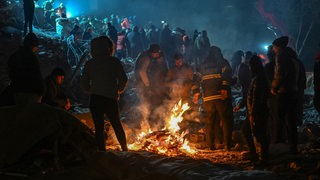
[[67, 12, 72, 18]]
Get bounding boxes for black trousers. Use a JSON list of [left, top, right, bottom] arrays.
[[89, 94, 127, 151], [242, 115, 269, 160], [267, 94, 284, 143], [24, 4, 35, 35], [203, 99, 234, 149], [278, 92, 298, 150]]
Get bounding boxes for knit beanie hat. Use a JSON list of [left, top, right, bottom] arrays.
[[272, 36, 288, 48]]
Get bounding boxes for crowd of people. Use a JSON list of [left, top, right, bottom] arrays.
[[2, 0, 320, 169], [19, 0, 212, 68]]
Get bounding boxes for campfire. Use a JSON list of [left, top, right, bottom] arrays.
[[128, 100, 197, 156]]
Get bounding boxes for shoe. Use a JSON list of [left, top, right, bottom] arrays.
[[121, 144, 128, 151]]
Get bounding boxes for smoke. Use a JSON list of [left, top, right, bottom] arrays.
[[124, 82, 203, 143]]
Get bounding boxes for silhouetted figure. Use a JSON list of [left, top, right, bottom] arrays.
[[80, 36, 128, 152], [193, 30, 210, 66], [160, 23, 173, 67], [106, 22, 118, 51], [230, 50, 244, 77], [285, 47, 306, 127], [127, 26, 143, 58], [23, 0, 38, 36], [43, 0, 55, 26], [146, 24, 159, 48], [1, 33, 44, 106], [182, 34, 193, 64], [234, 51, 253, 112], [271, 36, 299, 153], [265, 45, 282, 143], [116, 30, 130, 59], [171, 27, 185, 63], [244, 55, 269, 164], [56, 13, 72, 41]]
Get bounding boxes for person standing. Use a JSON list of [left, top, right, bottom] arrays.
[[265, 45, 283, 143], [43, 0, 54, 26], [193, 30, 211, 66], [127, 26, 143, 58], [194, 46, 234, 150], [271, 36, 299, 153], [6, 33, 44, 105], [245, 55, 270, 163], [23, 0, 38, 36], [106, 22, 118, 51], [234, 51, 253, 112], [80, 36, 128, 151]]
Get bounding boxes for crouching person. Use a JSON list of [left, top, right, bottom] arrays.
[[42, 67, 71, 110]]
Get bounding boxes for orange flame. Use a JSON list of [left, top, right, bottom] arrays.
[[128, 100, 197, 155]]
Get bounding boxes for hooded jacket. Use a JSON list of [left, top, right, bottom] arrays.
[[80, 56, 127, 99]]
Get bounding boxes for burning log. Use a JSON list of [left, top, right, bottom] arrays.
[[128, 100, 197, 156]]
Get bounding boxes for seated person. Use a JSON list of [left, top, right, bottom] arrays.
[[42, 67, 70, 110]]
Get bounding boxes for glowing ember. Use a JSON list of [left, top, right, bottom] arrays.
[[128, 100, 197, 156]]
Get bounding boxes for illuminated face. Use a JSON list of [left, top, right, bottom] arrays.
[[151, 52, 160, 59], [175, 59, 183, 68], [55, 75, 65, 85], [31, 46, 38, 53], [272, 45, 280, 54]]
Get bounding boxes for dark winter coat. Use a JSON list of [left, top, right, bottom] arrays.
[[196, 47, 233, 102], [42, 76, 68, 108], [247, 75, 269, 118], [272, 49, 298, 94], [8, 46, 44, 95]]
